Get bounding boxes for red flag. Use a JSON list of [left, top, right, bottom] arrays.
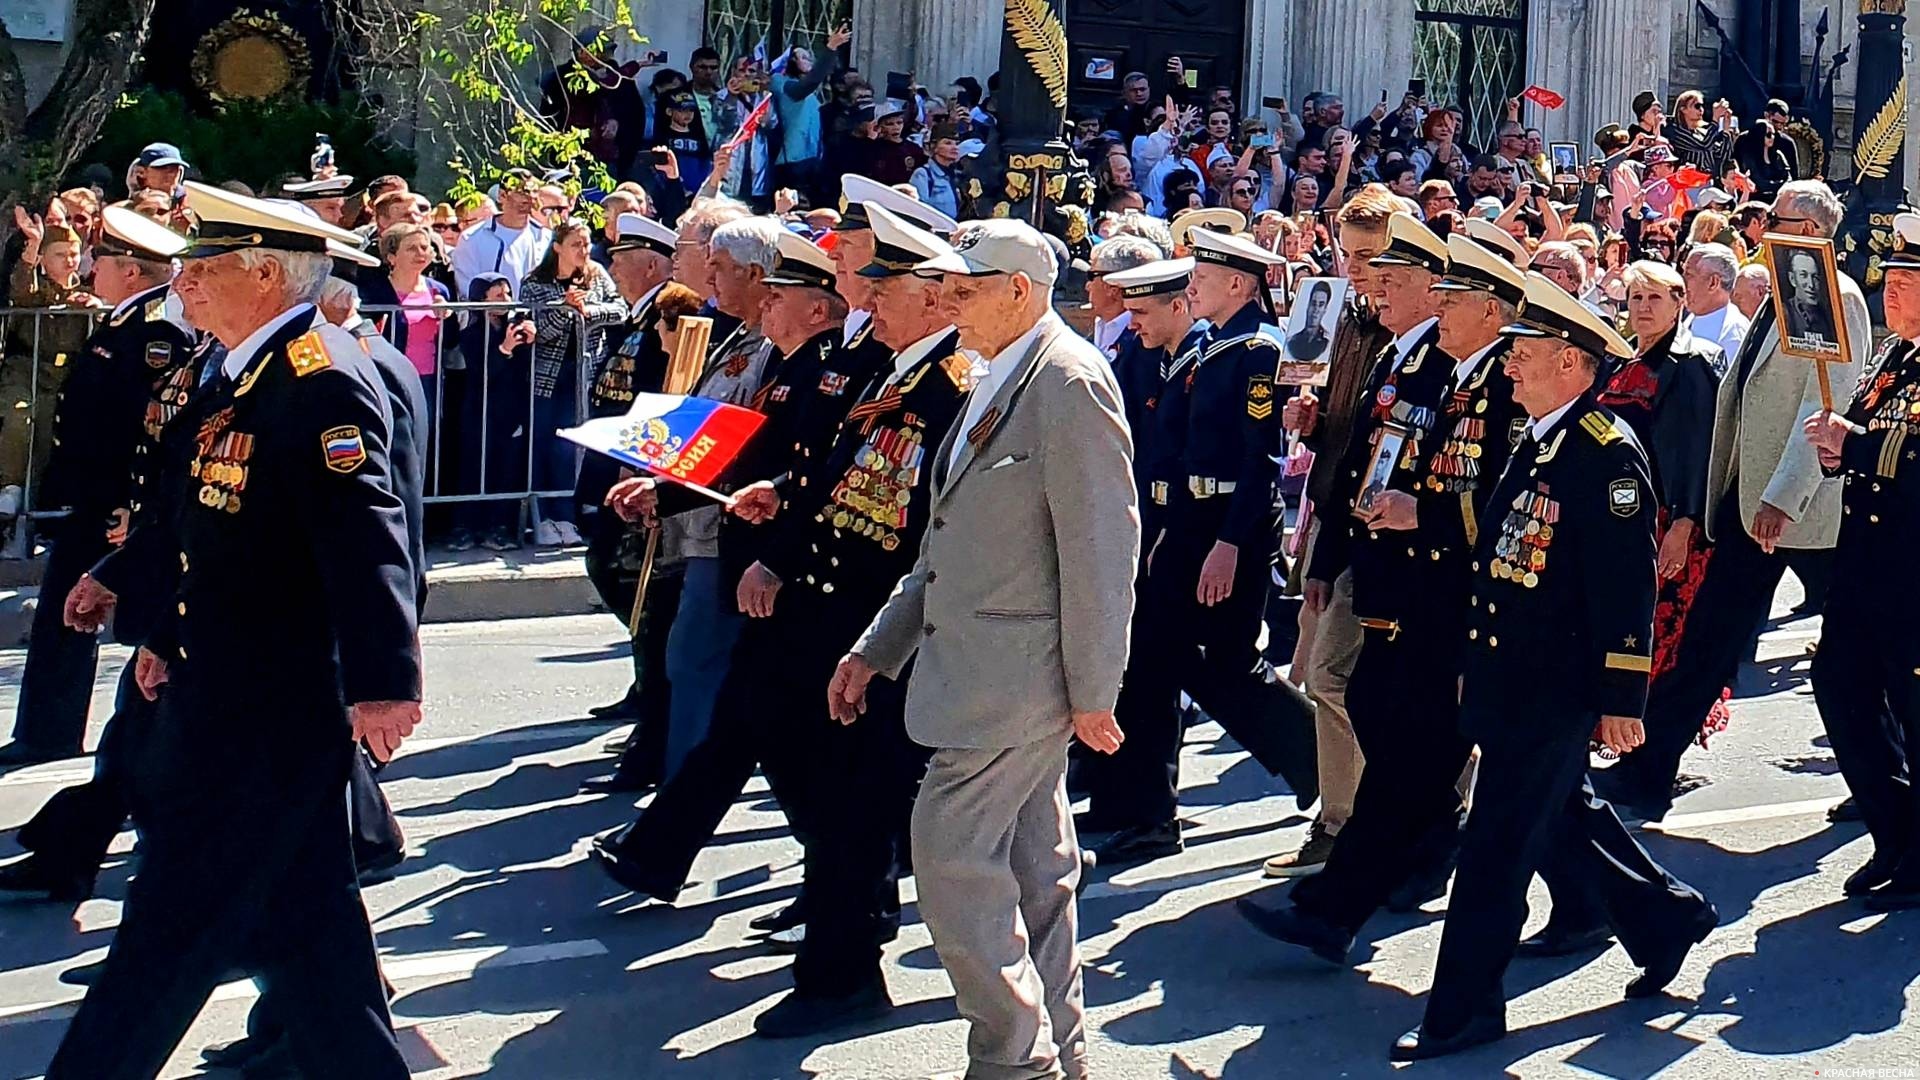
[[1522, 85, 1566, 110], [1672, 165, 1711, 190], [726, 96, 774, 151]]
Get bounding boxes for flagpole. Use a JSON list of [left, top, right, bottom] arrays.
[[627, 317, 716, 637]]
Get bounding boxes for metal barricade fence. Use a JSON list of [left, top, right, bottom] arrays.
[[0, 299, 598, 557]]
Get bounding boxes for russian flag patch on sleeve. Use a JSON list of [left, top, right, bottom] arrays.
[[322, 425, 367, 473]]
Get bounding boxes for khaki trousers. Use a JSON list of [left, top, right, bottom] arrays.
[[1296, 531, 1364, 833], [913, 735, 1087, 1080]]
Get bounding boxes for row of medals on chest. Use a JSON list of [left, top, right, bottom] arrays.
[[1490, 488, 1557, 588], [193, 407, 251, 514], [819, 423, 924, 553]]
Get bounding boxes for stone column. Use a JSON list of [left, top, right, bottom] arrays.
[[1579, 0, 1674, 148], [1291, 0, 1415, 112]]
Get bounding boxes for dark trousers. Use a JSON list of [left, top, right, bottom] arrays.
[[18, 660, 148, 875], [1290, 626, 1471, 930], [1422, 716, 1709, 1039], [582, 507, 645, 700], [1085, 511, 1318, 828], [11, 524, 108, 754], [1603, 491, 1816, 814], [48, 727, 404, 1080], [1813, 592, 1919, 884]]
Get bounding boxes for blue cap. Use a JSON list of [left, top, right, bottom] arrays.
[[135, 142, 188, 169]]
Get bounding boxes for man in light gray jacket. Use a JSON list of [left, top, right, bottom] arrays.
[[829, 220, 1139, 1080]]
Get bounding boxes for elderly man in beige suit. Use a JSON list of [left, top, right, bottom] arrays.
[[1593, 178, 1868, 828], [829, 220, 1139, 1080]]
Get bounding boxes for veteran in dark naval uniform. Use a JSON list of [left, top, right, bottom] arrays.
[[575, 211, 680, 791], [0, 209, 196, 902], [0, 209, 197, 768], [1805, 211, 1920, 911], [1239, 229, 1529, 956], [43, 182, 421, 1080], [1082, 226, 1318, 865], [830, 174, 960, 385], [1393, 273, 1716, 1062], [715, 203, 974, 1036]]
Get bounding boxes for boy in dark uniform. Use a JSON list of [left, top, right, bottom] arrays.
[[1392, 272, 1716, 1061]]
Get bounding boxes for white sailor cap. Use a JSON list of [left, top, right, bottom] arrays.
[[1502, 271, 1632, 359], [762, 229, 839, 290], [838, 173, 959, 235], [1885, 211, 1920, 271], [859, 202, 956, 279], [607, 212, 677, 257], [95, 205, 189, 262], [1463, 217, 1530, 268], [1171, 206, 1246, 250], [1435, 232, 1528, 307], [1189, 227, 1284, 277], [1103, 257, 1195, 299], [1369, 212, 1450, 275], [282, 175, 356, 200], [185, 183, 379, 268]]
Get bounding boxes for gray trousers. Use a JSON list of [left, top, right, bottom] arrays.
[[913, 734, 1087, 1080], [1303, 566, 1364, 833]]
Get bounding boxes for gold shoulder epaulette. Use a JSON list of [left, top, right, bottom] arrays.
[[286, 330, 333, 378], [939, 352, 974, 389], [144, 297, 168, 323], [1579, 412, 1622, 445]]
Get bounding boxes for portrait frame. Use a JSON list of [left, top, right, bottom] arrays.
[[1763, 232, 1851, 368], [1278, 275, 1347, 385], [1549, 142, 1580, 182], [1358, 421, 1409, 511]]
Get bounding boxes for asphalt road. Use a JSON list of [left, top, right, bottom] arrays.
[[0, 584, 1916, 1079]]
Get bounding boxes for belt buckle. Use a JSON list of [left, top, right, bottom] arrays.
[[1151, 480, 1169, 506]]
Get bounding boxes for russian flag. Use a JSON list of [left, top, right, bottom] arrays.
[[560, 392, 766, 491]]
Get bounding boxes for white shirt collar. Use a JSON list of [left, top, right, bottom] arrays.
[[844, 308, 872, 343], [632, 281, 665, 319], [222, 305, 319, 381], [1389, 316, 1439, 369], [1453, 339, 1502, 384], [1525, 396, 1580, 442], [1093, 310, 1131, 354], [951, 316, 1049, 468], [889, 326, 954, 385], [1688, 302, 1728, 333]]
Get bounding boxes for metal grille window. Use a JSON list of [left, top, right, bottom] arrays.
[[1413, 0, 1529, 151], [704, 0, 853, 69]]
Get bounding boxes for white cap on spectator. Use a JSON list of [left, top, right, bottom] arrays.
[[917, 219, 1059, 288], [1696, 187, 1735, 208]]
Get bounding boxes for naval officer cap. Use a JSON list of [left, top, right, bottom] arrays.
[[182, 181, 378, 267], [1171, 206, 1246, 250], [859, 202, 956, 279], [1434, 232, 1528, 307], [282, 175, 356, 201], [838, 173, 960, 236], [1502, 271, 1633, 360], [94, 205, 189, 263], [1369, 212, 1451, 274], [607, 212, 677, 257], [1189, 227, 1284, 278], [1103, 257, 1195, 299], [1463, 216, 1530, 267], [1883, 211, 1920, 271], [762, 229, 839, 290]]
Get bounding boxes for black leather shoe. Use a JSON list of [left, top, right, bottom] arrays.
[[1235, 898, 1353, 966], [0, 854, 94, 903], [1863, 885, 1920, 912], [1625, 903, 1718, 998], [1390, 1014, 1506, 1061], [1091, 821, 1183, 867], [589, 691, 641, 720], [1845, 855, 1898, 897], [580, 771, 656, 795], [201, 1032, 286, 1069], [752, 981, 893, 1038], [590, 837, 678, 904], [750, 901, 807, 934], [1516, 923, 1614, 958], [1828, 796, 1862, 823], [0, 742, 64, 768]]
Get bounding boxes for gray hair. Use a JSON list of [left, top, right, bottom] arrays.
[[1090, 235, 1162, 274], [1773, 180, 1844, 237], [1686, 243, 1739, 293], [707, 216, 782, 272], [1736, 263, 1771, 288], [680, 196, 751, 243], [1102, 213, 1175, 257], [318, 276, 359, 310], [1532, 241, 1589, 293], [237, 248, 335, 304]]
